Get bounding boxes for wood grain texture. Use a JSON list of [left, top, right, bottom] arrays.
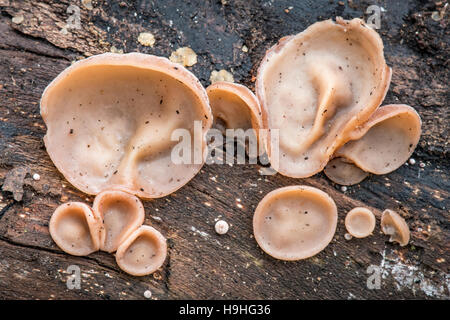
[[0, 0, 448, 300]]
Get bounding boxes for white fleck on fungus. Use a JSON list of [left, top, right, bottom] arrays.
[[345, 207, 376, 238], [253, 186, 337, 261]]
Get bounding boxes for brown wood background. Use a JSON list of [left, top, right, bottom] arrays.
[[0, 0, 448, 299]]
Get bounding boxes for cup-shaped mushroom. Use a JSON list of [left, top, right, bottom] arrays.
[[253, 186, 337, 261], [334, 104, 421, 175], [93, 189, 145, 253], [206, 82, 264, 161], [206, 81, 261, 133], [115, 225, 167, 276], [256, 18, 391, 178], [381, 209, 410, 246], [324, 157, 369, 185], [345, 207, 376, 238], [49, 202, 102, 256], [41, 53, 212, 199]]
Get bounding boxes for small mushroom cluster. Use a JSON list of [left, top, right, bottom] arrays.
[[50, 189, 167, 276], [344, 207, 409, 246], [255, 18, 421, 184], [40, 17, 419, 275], [253, 186, 410, 261]]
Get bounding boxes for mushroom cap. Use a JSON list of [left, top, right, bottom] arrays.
[[206, 81, 263, 158], [92, 188, 145, 253], [206, 81, 262, 132], [345, 207, 376, 238], [41, 53, 212, 199], [49, 202, 102, 256], [381, 209, 410, 246], [256, 18, 391, 178], [323, 157, 369, 185], [253, 186, 337, 261], [115, 225, 167, 276], [335, 104, 421, 174]]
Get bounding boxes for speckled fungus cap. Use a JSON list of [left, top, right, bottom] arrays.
[[334, 104, 421, 175], [41, 52, 212, 199], [381, 209, 410, 246], [49, 202, 102, 256], [92, 189, 145, 253], [345, 207, 376, 238], [253, 186, 337, 261], [115, 225, 167, 276], [206, 81, 261, 132], [256, 18, 391, 178]]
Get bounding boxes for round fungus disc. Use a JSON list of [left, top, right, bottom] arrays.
[[253, 186, 338, 261], [345, 207, 376, 238], [324, 157, 369, 186], [381, 209, 410, 246], [41, 53, 212, 199], [335, 104, 421, 175], [256, 18, 391, 178], [92, 189, 145, 253], [115, 225, 167, 276], [49, 202, 102, 256]]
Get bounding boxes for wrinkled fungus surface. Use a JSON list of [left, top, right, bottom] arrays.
[[345, 207, 376, 238], [253, 186, 337, 261], [41, 53, 212, 198], [256, 18, 391, 178], [381, 209, 410, 246], [93, 189, 145, 253], [116, 225, 167, 276], [49, 202, 102, 256]]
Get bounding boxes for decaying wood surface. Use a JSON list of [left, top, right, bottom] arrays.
[[0, 0, 448, 299]]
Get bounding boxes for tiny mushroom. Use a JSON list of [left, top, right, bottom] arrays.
[[256, 18, 391, 178], [115, 225, 167, 276], [206, 81, 262, 133], [253, 186, 337, 261], [49, 202, 102, 256], [345, 207, 376, 238], [381, 209, 410, 246], [92, 189, 145, 253], [206, 81, 263, 158], [40, 53, 212, 199]]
